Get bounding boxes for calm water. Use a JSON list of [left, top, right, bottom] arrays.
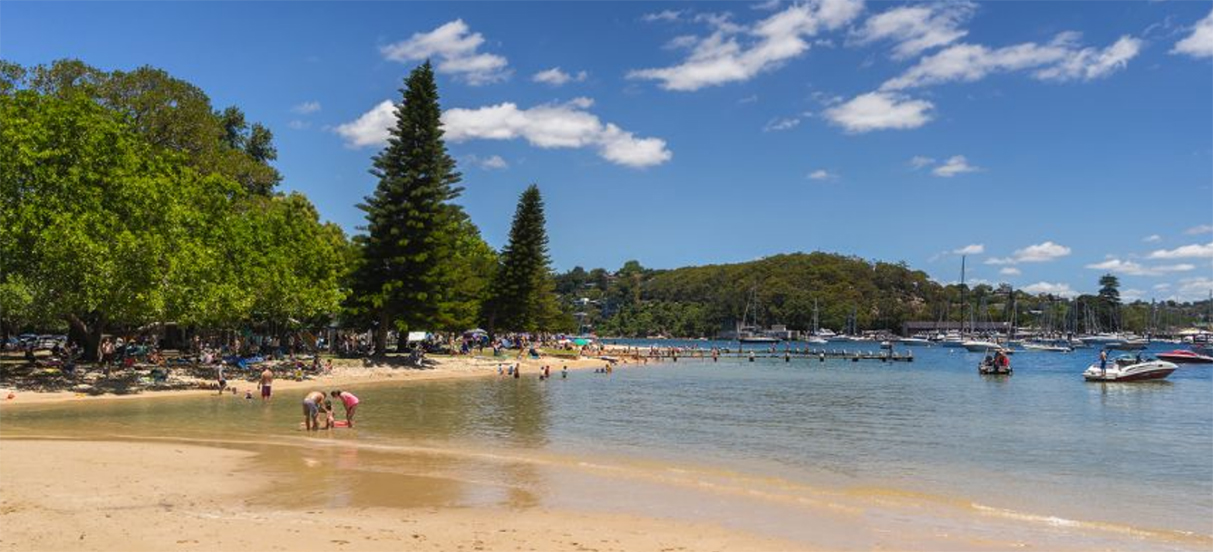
[[4, 340, 1212, 542]]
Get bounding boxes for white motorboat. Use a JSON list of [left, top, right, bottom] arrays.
[[1021, 341, 1072, 352], [803, 336, 828, 344], [898, 337, 934, 346], [1083, 355, 1177, 382], [962, 340, 1001, 352], [1108, 339, 1148, 351]]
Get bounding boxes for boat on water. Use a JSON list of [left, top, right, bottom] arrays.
[[1021, 341, 1072, 352], [962, 340, 1001, 352], [1107, 339, 1148, 351], [898, 337, 933, 346], [1083, 355, 1176, 382], [978, 350, 1012, 375], [1156, 349, 1213, 364], [739, 335, 780, 344], [803, 336, 828, 345]]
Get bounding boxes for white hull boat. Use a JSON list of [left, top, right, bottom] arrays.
[[1021, 342, 1072, 352], [898, 337, 933, 346], [962, 340, 1001, 352], [1083, 356, 1176, 382]]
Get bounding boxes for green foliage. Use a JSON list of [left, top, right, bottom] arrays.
[[1, 78, 345, 356], [1, 58, 281, 195], [347, 62, 474, 348], [484, 185, 566, 334]]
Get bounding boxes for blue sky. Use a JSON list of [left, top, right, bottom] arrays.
[[4, 1, 1212, 301]]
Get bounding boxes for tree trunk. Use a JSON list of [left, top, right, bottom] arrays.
[[374, 312, 388, 357], [66, 313, 105, 362]]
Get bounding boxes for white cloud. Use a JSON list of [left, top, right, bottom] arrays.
[[1185, 224, 1213, 235], [953, 244, 984, 255], [881, 33, 1142, 91], [287, 120, 310, 130], [1175, 277, 1213, 301], [532, 67, 588, 86], [823, 92, 934, 133], [807, 169, 837, 180], [338, 98, 673, 168], [850, 2, 976, 60], [999, 267, 1021, 276], [763, 116, 802, 131], [1121, 288, 1145, 302], [334, 100, 396, 148], [932, 155, 979, 177], [738, 94, 760, 104], [1147, 242, 1213, 259], [443, 98, 671, 168], [465, 154, 509, 170], [1022, 282, 1078, 298], [291, 101, 321, 115], [909, 155, 935, 169], [986, 241, 1071, 265], [1173, 8, 1213, 59], [628, 0, 864, 91], [380, 19, 510, 85], [1153, 283, 1171, 291], [1085, 258, 1195, 276], [752, 0, 783, 11], [642, 10, 684, 23], [1143, 234, 1162, 243]]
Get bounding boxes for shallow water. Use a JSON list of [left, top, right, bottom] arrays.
[[3, 341, 1211, 549]]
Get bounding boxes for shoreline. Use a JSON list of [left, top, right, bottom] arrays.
[[0, 352, 619, 408]]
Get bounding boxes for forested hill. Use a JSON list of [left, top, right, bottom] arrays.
[[556, 252, 945, 338], [555, 252, 1210, 338]]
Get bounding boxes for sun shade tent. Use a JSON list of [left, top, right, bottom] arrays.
[[406, 331, 428, 343]]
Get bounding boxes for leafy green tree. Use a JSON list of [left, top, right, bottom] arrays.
[[484, 185, 563, 335], [348, 61, 465, 353], [2, 59, 281, 195]]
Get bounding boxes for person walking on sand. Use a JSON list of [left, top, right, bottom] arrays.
[[259, 367, 274, 401], [330, 390, 360, 428], [302, 391, 325, 431]]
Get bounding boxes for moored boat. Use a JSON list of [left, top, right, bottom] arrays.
[[962, 340, 1001, 352], [1156, 349, 1213, 364], [1083, 355, 1176, 382], [1021, 341, 1072, 352], [1108, 339, 1148, 351]]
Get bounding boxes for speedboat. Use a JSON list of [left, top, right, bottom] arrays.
[[803, 336, 828, 345], [1156, 349, 1213, 364], [1108, 339, 1148, 351], [1083, 355, 1177, 382], [898, 337, 933, 346], [978, 355, 1012, 375], [1021, 341, 1072, 352], [962, 340, 1001, 352]]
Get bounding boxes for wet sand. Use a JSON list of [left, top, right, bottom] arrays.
[[0, 440, 812, 552]]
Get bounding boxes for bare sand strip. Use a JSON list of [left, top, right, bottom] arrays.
[[0, 354, 614, 407], [0, 440, 813, 552]]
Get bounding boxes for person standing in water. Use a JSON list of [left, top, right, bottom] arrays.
[[259, 367, 274, 401], [302, 391, 325, 431], [330, 390, 360, 428], [216, 363, 227, 395]]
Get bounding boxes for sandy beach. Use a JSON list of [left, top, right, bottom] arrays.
[[0, 440, 811, 552]]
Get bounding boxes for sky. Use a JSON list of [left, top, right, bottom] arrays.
[[3, 1, 1213, 301]]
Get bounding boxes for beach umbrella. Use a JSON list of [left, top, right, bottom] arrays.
[[573, 338, 590, 346]]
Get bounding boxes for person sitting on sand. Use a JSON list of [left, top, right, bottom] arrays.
[[302, 391, 325, 431], [330, 390, 360, 428]]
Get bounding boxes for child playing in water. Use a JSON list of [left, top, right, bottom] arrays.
[[322, 399, 336, 429]]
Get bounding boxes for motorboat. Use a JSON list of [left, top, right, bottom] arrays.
[[1083, 355, 1177, 382], [803, 336, 828, 345], [898, 337, 934, 346], [1156, 349, 1213, 364], [1108, 339, 1148, 351], [978, 351, 1012, 375], [962, 340, 1002, 352], [739, 335, 780, 344], [1021, 341, 1072, 353]]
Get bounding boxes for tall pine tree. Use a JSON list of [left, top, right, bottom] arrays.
[[350, 62, 464, 354], [484, 184, 562, 336]]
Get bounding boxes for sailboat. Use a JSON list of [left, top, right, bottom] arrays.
[[737, 287, 779, 344], [804, 299, 828, 344]]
